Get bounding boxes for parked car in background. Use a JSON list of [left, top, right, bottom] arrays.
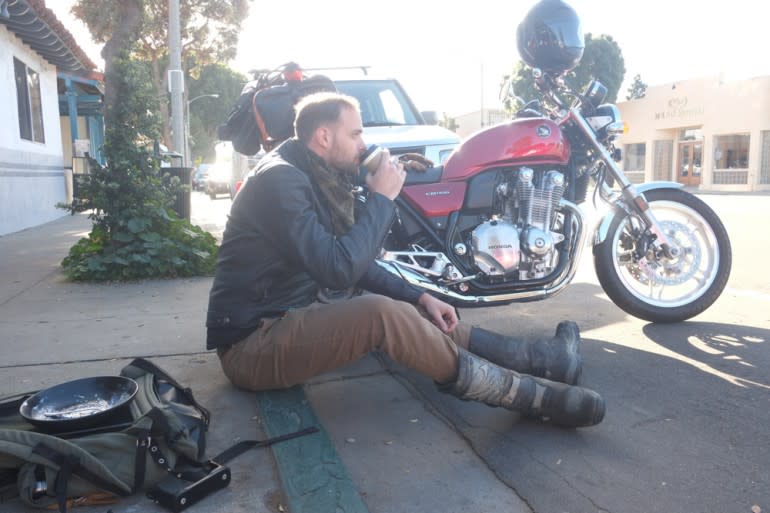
[[192, 164, 210, 191], [205, 163, 232, 199], [230, 151, 265, 199]]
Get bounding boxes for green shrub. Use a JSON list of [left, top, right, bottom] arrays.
[[59, 52, 218, 281], [61, 213, 217, 281]]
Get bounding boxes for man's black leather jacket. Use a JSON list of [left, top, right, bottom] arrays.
[[206, 142, 423, 349]]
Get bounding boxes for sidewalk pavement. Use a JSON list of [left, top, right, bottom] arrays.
[[0, 213, 531, 513]]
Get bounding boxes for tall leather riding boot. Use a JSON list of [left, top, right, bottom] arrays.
[[442, 348, 605, 428], [468, 321, 582, 385]]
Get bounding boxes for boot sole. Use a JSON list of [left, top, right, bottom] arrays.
[[543, 387, 606, 428]]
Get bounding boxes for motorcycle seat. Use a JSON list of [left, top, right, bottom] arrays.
[[404, 165, 444, 185]]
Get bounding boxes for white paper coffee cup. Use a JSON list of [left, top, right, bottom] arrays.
[[361, 145, 385, 174]]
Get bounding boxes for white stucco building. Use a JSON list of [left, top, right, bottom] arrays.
[[452, 75, 770, 193], [1, 0, 102, 236], [616, 75, 770, 192]]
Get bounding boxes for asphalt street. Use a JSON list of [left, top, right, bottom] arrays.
[[193, 190, 770, 513], [1, 190, 766, 513]]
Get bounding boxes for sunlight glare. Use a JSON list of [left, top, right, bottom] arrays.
[[687, 335, 723, 355]]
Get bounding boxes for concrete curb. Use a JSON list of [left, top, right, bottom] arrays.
[[257, 387, 369, 513]]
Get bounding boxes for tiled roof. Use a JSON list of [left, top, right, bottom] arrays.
[[0, 0, 97, 72]]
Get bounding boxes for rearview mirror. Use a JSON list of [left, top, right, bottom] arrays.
[[499, 78, 514, 104], [499, 78, 525, 110]]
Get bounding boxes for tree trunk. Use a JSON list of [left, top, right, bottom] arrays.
[[100, 0, 142, 137]]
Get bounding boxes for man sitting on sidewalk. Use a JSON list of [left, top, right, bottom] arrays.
[[205, 92, 605, 428]]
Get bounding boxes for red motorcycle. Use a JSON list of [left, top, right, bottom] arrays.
[[372, 0, 732, 323]]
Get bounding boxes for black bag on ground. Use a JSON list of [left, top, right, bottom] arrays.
[[0, 358, 211, 512], [0, 359, 319, 513]]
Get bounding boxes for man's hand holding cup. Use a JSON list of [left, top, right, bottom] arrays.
[[362, 145, 405, 201]]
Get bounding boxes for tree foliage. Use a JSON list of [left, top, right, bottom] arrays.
[[438, 112, 459, 132], [72, 0, 250, 150], [58, 4, 217, 281], [626, 73, 648, 100], [507, 33, 626, 106], [570, 34, 625, 103], [187, 62, 248, 163], [505, 63, 538, 110]]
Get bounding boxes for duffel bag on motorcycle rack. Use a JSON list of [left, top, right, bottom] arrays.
[[217, 62, 337, 155]]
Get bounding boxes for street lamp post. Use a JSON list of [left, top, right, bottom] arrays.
[[168, 0, 184, 165], [185, 93, 219, 166]]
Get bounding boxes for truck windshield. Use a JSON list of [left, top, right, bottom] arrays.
[[334, 80, 421, 127]]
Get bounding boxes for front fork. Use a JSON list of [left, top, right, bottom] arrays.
[[567, 108, 680, 259], [611, 183, 680, 259]]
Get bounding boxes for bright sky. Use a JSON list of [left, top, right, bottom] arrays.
[[53, 0, 769, 116]]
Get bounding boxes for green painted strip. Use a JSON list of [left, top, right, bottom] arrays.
[[256, 386, 369, 513]]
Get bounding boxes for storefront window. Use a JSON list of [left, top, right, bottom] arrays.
[[761, 131, 770, 185], [623, 143, 646, 171], [713, 134, 750, 169]]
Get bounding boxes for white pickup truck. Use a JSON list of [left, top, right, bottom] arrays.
[[334, 78, 460, 166]]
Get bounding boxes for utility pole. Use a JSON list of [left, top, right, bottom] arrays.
[[168, 0, 185, 166]]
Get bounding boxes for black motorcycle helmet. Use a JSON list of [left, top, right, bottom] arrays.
[[516, 0, 584, 74]]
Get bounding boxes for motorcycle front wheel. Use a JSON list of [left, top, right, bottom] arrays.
[[593, 188, 732, 323]]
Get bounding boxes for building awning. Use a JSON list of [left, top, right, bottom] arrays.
[[0, 0, 96, 73], [58, 71, 103, 117]]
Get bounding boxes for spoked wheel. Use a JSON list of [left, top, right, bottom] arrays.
[[593, 188, 732, 323]]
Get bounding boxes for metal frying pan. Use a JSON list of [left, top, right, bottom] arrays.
[[19, 376, 138, 433]]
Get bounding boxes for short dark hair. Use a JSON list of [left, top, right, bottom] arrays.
[[294, 92, 360, 143]]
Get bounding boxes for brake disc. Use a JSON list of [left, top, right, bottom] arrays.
[[625, 219, 701, 286]]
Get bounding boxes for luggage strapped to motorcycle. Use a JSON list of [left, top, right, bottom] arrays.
[[0, 358, 317, 513], [217, 62, 337, 155]]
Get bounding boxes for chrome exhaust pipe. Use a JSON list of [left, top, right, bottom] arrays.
[[375, 200, 586, 306]]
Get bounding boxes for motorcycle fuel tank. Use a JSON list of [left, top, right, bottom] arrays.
[[442, 118, 569, 181]]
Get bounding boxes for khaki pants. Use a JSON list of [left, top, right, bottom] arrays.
[[217, 294, 472, 391]]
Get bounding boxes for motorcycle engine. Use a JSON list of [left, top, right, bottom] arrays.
[[470, 168, 566, 280], [471, 219, 521, 275]]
